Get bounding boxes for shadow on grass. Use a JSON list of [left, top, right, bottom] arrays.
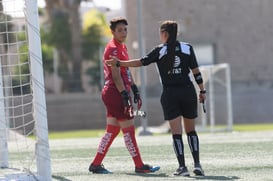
[[192, 175, 240, 180], [126, 172, 169, 178], [126, 173, 239, 180], [52, 175, 73, 181]]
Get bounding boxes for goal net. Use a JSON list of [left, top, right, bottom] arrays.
[[196, 63, 233, 132], [0, 0, 51, 180]]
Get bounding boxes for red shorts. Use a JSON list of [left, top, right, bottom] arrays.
[[101, 86, 134, 121]]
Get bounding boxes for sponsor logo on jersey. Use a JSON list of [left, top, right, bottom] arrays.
[[173, 56, 181, 67], [168, 56, 182, 74]]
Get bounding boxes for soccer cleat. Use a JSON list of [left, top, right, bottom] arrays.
[[135, 164, 160, 173], [193, 163, 205, 176], [88, 164, 112, 174], [173, 166, 190, 176]]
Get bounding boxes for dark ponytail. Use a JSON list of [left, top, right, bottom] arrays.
[[160, 21, 177, 73]]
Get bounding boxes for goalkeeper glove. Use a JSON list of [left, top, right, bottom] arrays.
[[131, 84, 142, 110], [120, 90, 133, 116]]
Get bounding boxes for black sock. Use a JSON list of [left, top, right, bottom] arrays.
[[187, 131, 200, 164], [172, 134, 185, 167]]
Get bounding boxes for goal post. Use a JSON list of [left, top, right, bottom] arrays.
[[26, 0, 51, 180], [0, 0, 51, 180], [0, 61, 8, 168], [197, 63, 233, 132]]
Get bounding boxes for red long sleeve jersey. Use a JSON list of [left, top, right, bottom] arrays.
[[103, 38, 132, 90]]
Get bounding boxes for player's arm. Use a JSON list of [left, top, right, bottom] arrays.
[[111, 64, 126, 92], [192, 67, 205, 91], [129, 71, 142, 109], [106, 47, 160, 67], [191, 67, 206, 103], [109, 57, 143, 109], [111, 65, 133, 115], [105, 47, 127, 91], [129, 70, 136, 85], [107, 57, 142, 67], [188, 45, 206, 103]]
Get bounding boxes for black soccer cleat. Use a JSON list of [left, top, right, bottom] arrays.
[[193, 163, 205, 176], [135, 164, 160, 173], [89, 163, 112, 174], [173, 166, 190, 176]]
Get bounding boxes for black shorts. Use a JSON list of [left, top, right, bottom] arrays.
[[160, 83, 197, 120]]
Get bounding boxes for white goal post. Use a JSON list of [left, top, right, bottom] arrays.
[[197, 63, 233, 132], [0, 0, 51, 180]]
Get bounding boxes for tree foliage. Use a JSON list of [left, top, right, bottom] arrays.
[[44, 0, 83, 92], [4, 2, 111, 93], [82, 9, 109, 90], [44, 11, 71, 53]]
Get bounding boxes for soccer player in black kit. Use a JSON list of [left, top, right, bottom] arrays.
[[107, 20, 206, 177]]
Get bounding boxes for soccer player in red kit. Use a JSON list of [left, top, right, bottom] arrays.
[[88, 17, 160, 174]]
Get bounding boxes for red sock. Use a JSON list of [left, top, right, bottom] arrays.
[[122, 125, 144, 168], [91, 124, 120, 165]]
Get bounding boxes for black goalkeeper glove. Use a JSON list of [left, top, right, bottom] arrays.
[[131, 84, 142, 109], [120, 90, 133, 116]]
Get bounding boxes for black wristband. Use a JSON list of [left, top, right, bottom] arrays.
[[116, 60, 120, 67], [200, 90, 206, 94], [194, 72, 203, 84]]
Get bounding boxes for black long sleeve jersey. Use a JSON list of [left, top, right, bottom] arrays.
[[140, 41, 199, 87]]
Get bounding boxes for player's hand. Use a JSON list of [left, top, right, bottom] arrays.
[[131, 84, 142, 109], [106, 56, 119, 66], [120, 90, 134, 116], [199, 91, 206, 103]]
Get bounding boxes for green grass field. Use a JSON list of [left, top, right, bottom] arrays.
[[47, 124, 273, 181], [47, 123, 273, 139]]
